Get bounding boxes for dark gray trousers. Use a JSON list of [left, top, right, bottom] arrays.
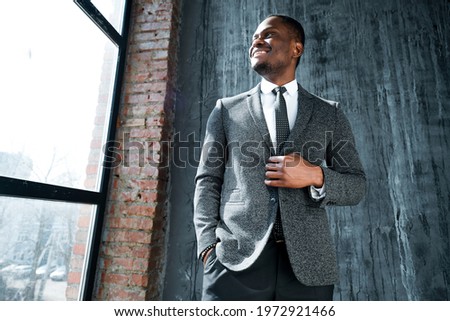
[[202, 238, 334, 301]]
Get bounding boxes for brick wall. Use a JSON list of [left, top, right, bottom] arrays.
[[66, 0, 181, 300], [96, 0, 180, 301]]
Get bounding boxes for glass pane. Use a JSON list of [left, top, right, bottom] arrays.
[[0, 0, 119, 191], [0, 197, 94, 301], [91, 0, 126, 33]]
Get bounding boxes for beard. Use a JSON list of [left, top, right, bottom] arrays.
[[252, 61, 272, 76], [251, 59, 285, 78]]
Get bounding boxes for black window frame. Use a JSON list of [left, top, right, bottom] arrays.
[[0, 0, 132, 301]]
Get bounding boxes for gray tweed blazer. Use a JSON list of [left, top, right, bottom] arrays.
[[193, 83, 366, 286]]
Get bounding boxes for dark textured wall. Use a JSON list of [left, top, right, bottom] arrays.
[[163, 0, 450, 300]]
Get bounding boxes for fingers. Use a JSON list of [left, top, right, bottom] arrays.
[[265, 170, 283, 179], [265, 156, 288, 182], [267, 155, 285, 163], [265, 159, 284, 186], [268, 154, 312, 169], [264, 154, 307, 188], [264, 178, 284, 187], [266, 154, 292, 170], [265, 162, 281, 171], [267, 154, 300, 163]]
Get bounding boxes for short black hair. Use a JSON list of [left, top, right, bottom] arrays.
[[268, 14, 305, 47]]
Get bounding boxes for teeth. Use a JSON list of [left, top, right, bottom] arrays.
[[253, 51, 267, 57]]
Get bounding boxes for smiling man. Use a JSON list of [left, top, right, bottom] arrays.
[[194, 15, 366, 301]]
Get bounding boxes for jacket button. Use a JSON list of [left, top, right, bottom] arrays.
[[270, 198, 276, 203]]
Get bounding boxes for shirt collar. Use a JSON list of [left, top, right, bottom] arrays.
[[260, 78, 298, 96]]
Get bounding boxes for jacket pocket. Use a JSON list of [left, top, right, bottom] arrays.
[[221, 188, 244, 204]]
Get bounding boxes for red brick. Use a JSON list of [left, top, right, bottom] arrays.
[[104, 287, 146, 301], [125, 82, 167, 95], [69, 257, 85, 270], [118, 191, 139, 202], [103, 257, 134, 271], [133, 31, 156, 43], [115, 166, 142, 176], [108, 217, 154, 231], [129, 179, 159, 190], [132, 247, 152, 259], [132, 258, 150, 271], [159, 2, 175, 10], [129, 50, 153, 61], [117, 203, 156, 216], [125, 93, 150, 104], [129, 128, 162, 139], [123, 106, 155, 117], [121, 118, 146, 127], [84, 178, 97, 189], [149, 59, 170, 70], [126, 72, 152, 83], [140, 165, 159, 177], [131, 274, 149, 287], [154, 10, 172, 21], [73, 243, 86, 256], [75, 230, 89, 243], [134, 39, 170, 51], [67, 271, 82, 284], [90, 138, 103, 149], [77, 214, 91, 228], [139, 191, 158, 202], [103, 273, 130, 285], [65, 285, 79, 301], [152, 29, 171, 40], [106, 230, 152, 244], [138, 21, 172, 31], [103, 245, 132, 257], [85, 164, 98, 175], [146, 116, 165, 126], [149, 70, 168, 81]]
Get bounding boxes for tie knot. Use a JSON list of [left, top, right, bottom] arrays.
[[272, 86, 287, 95]]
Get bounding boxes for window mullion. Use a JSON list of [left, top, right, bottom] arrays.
[[73, 0, 123, 47], [0, 176, 102, 205]]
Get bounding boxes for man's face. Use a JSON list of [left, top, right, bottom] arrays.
[[249, 17, 300, 78]]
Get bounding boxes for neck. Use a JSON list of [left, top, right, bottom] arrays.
[[261, 69, 296, 86], [263, 75, 296, 86]]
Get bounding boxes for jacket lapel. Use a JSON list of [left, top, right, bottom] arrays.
[[246, 84, 274, 153], [287, 83, 314, 144]]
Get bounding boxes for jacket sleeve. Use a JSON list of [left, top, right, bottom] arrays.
[[193, 100, 226, 258], [319, 105, 366, 207]]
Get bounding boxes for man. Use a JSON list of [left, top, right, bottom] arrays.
[[193, 14, 366, 301]]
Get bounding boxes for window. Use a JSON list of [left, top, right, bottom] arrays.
[[0, 197, 94, 300], [0, 0, 131, 300]]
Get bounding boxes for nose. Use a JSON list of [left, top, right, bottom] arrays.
[[249, 35, 265, 55], [251, 35, 265, 47]]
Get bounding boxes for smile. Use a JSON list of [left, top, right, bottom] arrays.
[[252, 49, 269, 57]]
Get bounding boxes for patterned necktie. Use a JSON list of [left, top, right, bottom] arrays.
[[272, 86, 289, 241], [273, 86, 290, 155]]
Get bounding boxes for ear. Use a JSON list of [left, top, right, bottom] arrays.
[[293, 41, 303, 58]]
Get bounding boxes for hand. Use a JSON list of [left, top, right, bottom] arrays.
[[264, 153, 324, 188]]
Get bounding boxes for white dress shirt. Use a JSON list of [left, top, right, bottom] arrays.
[[260, 78, 325, 199]]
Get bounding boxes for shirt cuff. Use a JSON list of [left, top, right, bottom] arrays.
[[310, 183, 326, 200]]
